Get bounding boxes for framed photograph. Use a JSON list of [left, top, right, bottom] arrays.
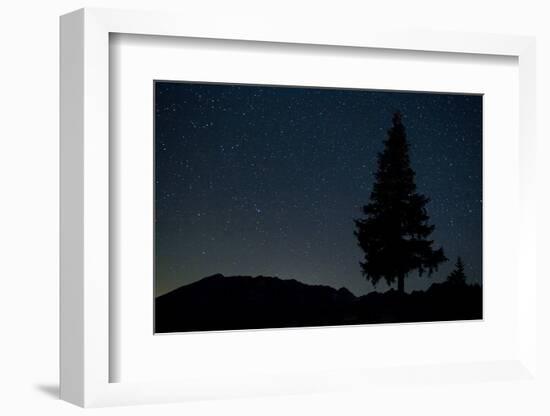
[[60, 8, 537, 407], [153, 81, 482, 334]]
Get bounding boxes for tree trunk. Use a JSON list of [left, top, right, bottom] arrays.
[[397, 274, 405, 294]]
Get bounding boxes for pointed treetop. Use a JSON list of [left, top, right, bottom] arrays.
[[392, 111, 403, 126]]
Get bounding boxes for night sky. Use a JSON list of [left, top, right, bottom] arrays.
[[154, 82, 482, 297]]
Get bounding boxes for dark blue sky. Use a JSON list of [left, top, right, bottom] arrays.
[[155, 81, 482, 296]]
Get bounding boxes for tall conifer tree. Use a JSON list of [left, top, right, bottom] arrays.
[[354, 112, 446, 293], [447, 257, 467, 285]]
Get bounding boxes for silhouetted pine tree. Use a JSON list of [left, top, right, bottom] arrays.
[[354, 111, 446, 293], [447, 257, 467, 285]]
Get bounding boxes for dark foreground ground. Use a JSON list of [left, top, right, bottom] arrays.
[[155, 274, 482, 333]]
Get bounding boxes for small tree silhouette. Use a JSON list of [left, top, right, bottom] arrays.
[[354, 112, 447, 293], [447, 257, 467, 285]]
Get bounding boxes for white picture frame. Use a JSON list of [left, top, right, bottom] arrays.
[[60, 7, 537, 407]]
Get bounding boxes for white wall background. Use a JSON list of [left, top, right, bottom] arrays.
[[1, 0, 548, 414]]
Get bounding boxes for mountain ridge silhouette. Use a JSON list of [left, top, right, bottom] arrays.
[[158, 273, 356, 299], [155, 274, 482, 333]]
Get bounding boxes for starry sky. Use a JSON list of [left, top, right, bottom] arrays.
[[154, 81, 482, 297]]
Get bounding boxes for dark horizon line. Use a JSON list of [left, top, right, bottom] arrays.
[[155, 272, 481, 299]]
